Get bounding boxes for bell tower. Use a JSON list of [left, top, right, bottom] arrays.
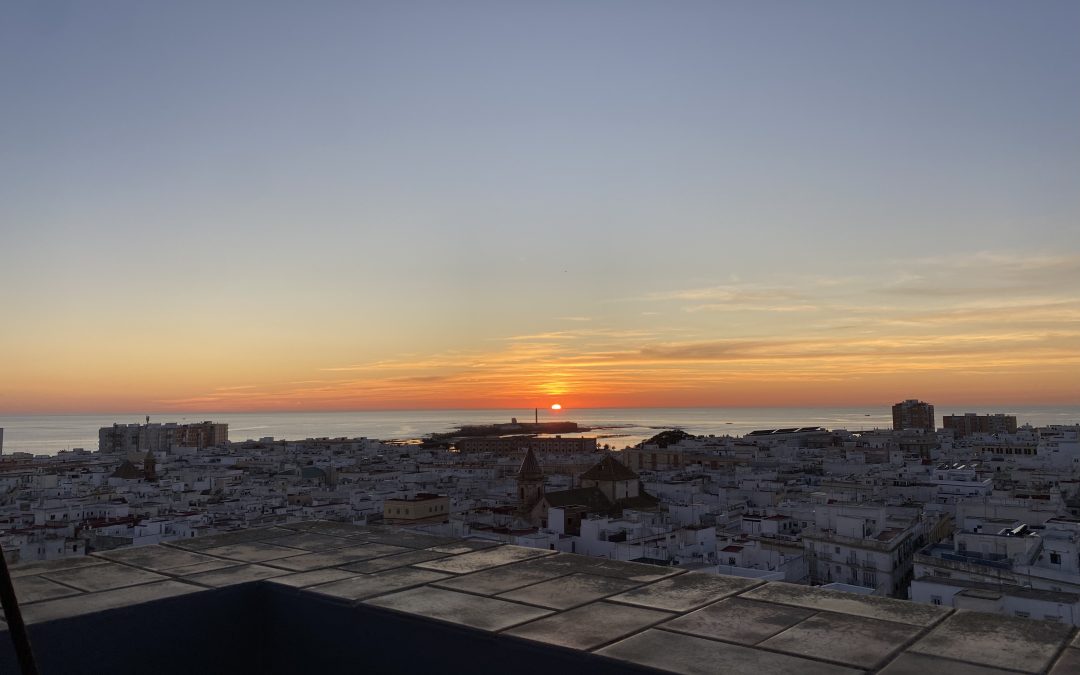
[[515, 447, 544, 513]]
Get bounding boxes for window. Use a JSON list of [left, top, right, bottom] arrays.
[[1051, 552, 1062, 565], [930, 595, 942, 605], [1015, 611, 1030, 618]]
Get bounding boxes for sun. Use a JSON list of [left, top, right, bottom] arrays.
[[550, 403, 562, 410]]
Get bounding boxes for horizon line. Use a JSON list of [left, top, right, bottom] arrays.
[[2, 402, 1078, 418]]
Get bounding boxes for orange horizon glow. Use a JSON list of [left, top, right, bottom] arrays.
[[2, 253, 1078, 416], [3, 337, 1079, 415]]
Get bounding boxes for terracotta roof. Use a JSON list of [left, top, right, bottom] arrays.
[[580, 455, 638, 482], [542, 487, 611, 509], [617, 493, 661, 510], [110, 460, 142, 480]]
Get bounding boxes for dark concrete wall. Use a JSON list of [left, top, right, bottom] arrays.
[[1, 583, 660, 675]]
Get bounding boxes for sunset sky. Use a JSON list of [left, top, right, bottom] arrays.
[[2, 2, 1078, 413]]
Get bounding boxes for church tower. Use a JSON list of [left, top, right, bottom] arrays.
[[515, 447, 544, 513], [143, 450, 157, 482]]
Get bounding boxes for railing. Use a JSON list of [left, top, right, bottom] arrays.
[[936, 551, 1013, 570], [803, 528, 910, 552]]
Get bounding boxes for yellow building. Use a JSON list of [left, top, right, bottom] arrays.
[[383, 493, 450, 524]]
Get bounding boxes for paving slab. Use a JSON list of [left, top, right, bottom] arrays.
[[497, 573, 643, 610], [277, 521, 327, 533], [1050, 647, 1080, 675], [309, 567, 451, 601], [907, 609, 1074, 673], [741, 581, 949, 626], [183, 564, 289, 588], [427, 540, 502, 554], [431, 558, 575, 596], [363, 586, 553, 631], [572, 558, 685, 582], [606, 572, 759, 612], [200, 542, 308, 563], [414, 545, 555, 574], [292, 522, 374, 538], [95, 546, 223, 572], [41, 561, 168, 593], [20, 580, 204, 625], [169, 527, 294, 550], [597, 628, 862, 675], [338, 549, 450, 574], [660, 596, 816, 645], [270, 532, 361, 552], [760, 611, 921, 669], [357, 530, 459, 549], [505, 601, 673, 651], [880, 652, 1023, 675], [520, 554, 683, 583], [267, 568, 361, 589], [8, 556, 108, 579], [263, 544, 411, 571], [163, 560, 239, 576], [13, 576, 82, 604]]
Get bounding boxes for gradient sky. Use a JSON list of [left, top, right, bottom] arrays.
[[2, 1, 1079, 413]]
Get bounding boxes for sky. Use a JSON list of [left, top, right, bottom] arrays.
[[1, 1, 1079, 413]]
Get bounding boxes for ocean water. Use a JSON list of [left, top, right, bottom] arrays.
[[1, 406, 1077, 456]]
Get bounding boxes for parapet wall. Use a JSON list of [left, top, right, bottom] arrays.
[[2, 521, 1078, 674]]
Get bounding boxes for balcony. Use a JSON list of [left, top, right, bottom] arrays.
[[2, 521, 1078, 674]]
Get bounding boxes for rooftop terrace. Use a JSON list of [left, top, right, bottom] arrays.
[[2, 522, 1078, 674]]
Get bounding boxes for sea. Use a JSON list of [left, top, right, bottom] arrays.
[[1, 406, 1077, 456]]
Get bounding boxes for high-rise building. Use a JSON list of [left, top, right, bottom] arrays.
[[942, 413, 1017, 438], [892, 399, 935, 432], [175, 422, 229, 448], [98, 421, 228, 454]]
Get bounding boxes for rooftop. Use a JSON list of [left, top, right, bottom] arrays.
[[746, 427, 827, 436], [580, 455, 639, 482], [386, 493, 446, 502], [3, 522, 1079, 674]]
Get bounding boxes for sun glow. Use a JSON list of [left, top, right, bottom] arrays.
[[551, 403, 562, 410]]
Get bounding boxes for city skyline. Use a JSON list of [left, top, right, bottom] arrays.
[[2, 2, 1079, 414]]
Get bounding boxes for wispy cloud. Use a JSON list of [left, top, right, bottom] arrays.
[[880, 252, 1080, 298], [142, 250, 1080, 411], [167, 323, 1080, 411], [684, 303, 819, 313], [645, 285, 806, 304]]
